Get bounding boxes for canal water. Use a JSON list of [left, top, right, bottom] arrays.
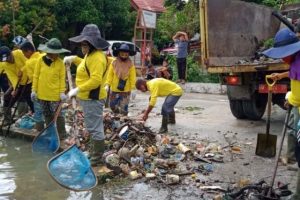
[[0, 137, 196, 200], [0, 137, 105, 200]]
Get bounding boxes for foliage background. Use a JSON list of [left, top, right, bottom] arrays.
[[1, 0, 300, 82]]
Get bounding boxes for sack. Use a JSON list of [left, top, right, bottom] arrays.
[[16, 115, 35, 129], [117, 79, 127, 91]]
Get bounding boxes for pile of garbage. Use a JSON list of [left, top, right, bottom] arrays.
[[63, 110, 232, 186], [64, 108, 219, 183]]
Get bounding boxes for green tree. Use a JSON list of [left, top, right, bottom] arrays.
[[99, 0, 136, 40], [155, 1, 199, 48], [0, 0, 56, 47]]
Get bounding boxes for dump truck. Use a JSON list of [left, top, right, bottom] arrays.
[[200, 0, 292, 120]]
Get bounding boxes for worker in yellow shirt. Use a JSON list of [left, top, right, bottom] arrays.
[[0, 46, 28, 125], [31, 38, 69, 139], [136, 78, 183, 133], [65, 24, 109, 166], [105, 43, 136, 115], [0, 61, 9, 117], [20, 41, 45, 131]]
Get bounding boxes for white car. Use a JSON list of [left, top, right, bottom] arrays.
[[107, 40, 141, 66]]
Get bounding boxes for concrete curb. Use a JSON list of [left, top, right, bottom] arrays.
[[181, 83, 227, 94]]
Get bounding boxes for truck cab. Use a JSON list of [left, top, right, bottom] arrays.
[[200, 0, 291, 120]]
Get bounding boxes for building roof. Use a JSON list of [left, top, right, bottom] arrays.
[[131, 0, 165, 13]]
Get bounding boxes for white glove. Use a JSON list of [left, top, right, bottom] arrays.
[[104, 85, 110, 92], [31, 92, 37, 101], [60, 93, 67, 101], [285, 91, 291, 100], [67, 87, 79, 98], [131, 90, 136, 100], [63, 56, 76, 65]]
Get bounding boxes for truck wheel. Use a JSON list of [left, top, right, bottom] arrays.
[[229, 100, 247, 119], [242, 93, 267, 120]]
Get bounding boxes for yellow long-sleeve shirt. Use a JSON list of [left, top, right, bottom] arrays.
[[74, 50, 107, 100], [22, 52, 45, 83], [105, 60, 136, 92], [2, 49, 27, 89], [288, 80, 300, 107], [32, 56, 66, 101], [146, 78, 183, 107]]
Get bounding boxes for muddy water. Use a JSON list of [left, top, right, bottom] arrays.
[[0, 137, 202, 200], [0, 137, 105, 200]]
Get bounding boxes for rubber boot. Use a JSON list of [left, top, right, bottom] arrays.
[[159, 116, 168, 133], [287, 134, 297, 163], [56, 116, 67, 141], [17, 102, 28, 117], [90, 139, 105, 167], [2, 107, 12, 126], [168, 112, 176, 124]]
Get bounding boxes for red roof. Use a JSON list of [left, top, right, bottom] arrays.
[[131, 0, 165, 13]]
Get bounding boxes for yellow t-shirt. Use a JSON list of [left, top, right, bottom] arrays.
[[146, 78, 183, 107], [105, 60, 136, 92], [2, 49, 27, 89], [288, 79, 300, 107], [22, 52, 45, 83], [74, 50, 107, 100], [32, 56, 66, 101]]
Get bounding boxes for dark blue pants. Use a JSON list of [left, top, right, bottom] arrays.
[[177, 57, 186, 80], [161, 95, 181, 116]]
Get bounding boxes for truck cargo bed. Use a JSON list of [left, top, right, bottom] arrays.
[[200, 0, 281, 70]]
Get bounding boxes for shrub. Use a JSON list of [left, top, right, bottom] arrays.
[[165, 54, 219, 83]]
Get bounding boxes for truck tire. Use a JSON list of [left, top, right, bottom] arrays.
[[242, 93, 267, 120], [229, 100, 247, 119]]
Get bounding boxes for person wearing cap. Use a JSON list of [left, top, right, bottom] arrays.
[[32, 38, 69, 139], [65, 24, 109, 166], [172, 31, 189, 84], [135, 78, 183, 133], [262, 27, 300, 200], [104, 43, 136, 115], [20, 41, 45, 131], [0, 45, 28, 124]]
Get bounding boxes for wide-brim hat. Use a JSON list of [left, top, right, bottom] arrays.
[[69, 24, 109, 50], [112, 43, 137, 57], [263, 28, 300, 59], [38, 38, 70, 54]]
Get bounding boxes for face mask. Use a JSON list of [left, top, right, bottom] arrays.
[[120, 57, 128, 61]]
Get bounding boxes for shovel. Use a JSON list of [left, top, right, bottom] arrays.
[[255, 75, 277, 158]]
